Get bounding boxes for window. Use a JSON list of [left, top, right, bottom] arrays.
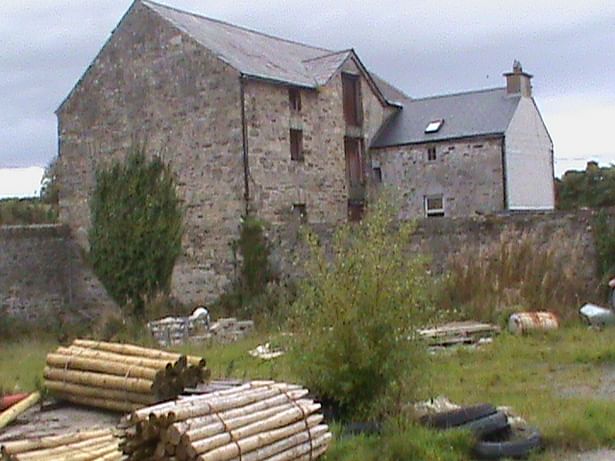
[[342, 73, 362, 127], [425, 119, 444, 133], [290, 129, 303, 161], [425, 195, 445, 217], [345, 137, 365, 200], [292, 204, 307, 223], [348, 200, 365, 222], [427, 147, 437, 161], [373, 167, 383, 183], [289, 88, 301, 112]]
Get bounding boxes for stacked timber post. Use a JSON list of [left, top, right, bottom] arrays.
[[0, 428, 124, 461], [44, 339, 210, 412], [119, 381, 332, 460]]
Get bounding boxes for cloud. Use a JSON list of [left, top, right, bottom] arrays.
[[0, 0, 614, 173], [0, 167, 44, 198]]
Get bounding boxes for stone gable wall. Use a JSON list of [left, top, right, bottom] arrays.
[[245, 57, 391, 228], [371, 136, 505, 219], [57, 3, 245, 305]]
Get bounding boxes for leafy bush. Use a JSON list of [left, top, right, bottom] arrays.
[[89, 143, 183, 317], [215, 215, 279, 321], [289, 196, 433, 420], [556, 161, 615, 210], [0, 198, 57, 225], [593, 209, 615, 282], [441, 229, 594, 322]]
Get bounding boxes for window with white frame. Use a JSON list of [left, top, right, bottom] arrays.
[[424, 195, 444, 217]]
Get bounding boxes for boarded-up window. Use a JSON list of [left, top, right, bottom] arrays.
[[290, 129, 303, 161], [345, 137, 365, 202], [348, 200, 364, 222], [289, 88, 301, 112], [342, 73, 362, 127]]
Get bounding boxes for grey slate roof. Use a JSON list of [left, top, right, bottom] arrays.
[[371, 87, 522, 148], [143, 0, 398, 104]]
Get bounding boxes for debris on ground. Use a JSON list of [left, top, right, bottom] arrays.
[[508, 311, 559, 334], [148, 306, 211, 346], [0, 403, 119, 444], [416, 397, 540, 460], [207, 317, 255, 344], [120, 380, 331, 460], [44, 339, 209, 412], [0, 392, 40, 431], [1, 427, 122, 461], [148, 313, 254, 347], [248, 343, 285, 360], [0, 394, 29, 413], [579, 303, 615, 328], [418, 321, 500, 348]]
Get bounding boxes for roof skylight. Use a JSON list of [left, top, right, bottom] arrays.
[[425, 119, 444, 133]]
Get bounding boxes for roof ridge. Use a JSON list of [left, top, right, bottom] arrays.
[[302, 49, 352, 63], [141, 0, 335, 54], [410, 86, 507, 102]]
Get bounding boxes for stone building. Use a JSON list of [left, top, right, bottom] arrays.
[[370, 60, 555, 219], [56, 1, 554, 305]]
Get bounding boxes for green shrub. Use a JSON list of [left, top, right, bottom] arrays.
[[215, 215, 279, 321], [593, 209, 615, 282], [289, 195, 433, 420], [0, 198, 57, 225], [88, 143, 183, 317], [440, 229, 595, 322]]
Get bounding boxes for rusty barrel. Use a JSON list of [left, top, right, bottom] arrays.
[[508, 312, 559, 334]]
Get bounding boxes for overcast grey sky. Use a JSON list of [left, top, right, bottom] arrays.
[[1, 0, 614, 179]]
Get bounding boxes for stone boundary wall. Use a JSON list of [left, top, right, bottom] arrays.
[[0, 224, 117, 324], [410, 209, 603, 296], [271, 209, 607, 301]]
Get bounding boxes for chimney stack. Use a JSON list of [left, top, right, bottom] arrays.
[[504, 60, 533, 97]]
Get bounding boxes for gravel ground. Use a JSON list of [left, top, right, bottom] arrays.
[[0, 401, 119, 443]]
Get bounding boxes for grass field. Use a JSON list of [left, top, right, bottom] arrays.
[[2, 326, 615, 460]]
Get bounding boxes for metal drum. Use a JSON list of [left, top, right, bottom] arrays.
[[508, 312, 559, 334]]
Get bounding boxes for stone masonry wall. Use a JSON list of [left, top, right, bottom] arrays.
[[57, 3, 245, 306], [0, 225, 117, 323], [371, 136, 505, 219], [246, 56, 391, 228]]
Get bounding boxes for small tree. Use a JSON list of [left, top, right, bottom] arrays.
[[89, 144, 183, 317], [289, 194, 433, 420]]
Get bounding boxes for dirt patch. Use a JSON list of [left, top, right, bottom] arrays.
[[557, 365, 615, 400], [0, 402, 119, 443], [561, 450, 615, 461]]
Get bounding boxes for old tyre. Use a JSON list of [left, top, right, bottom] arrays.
[[457, 411, 509, 438], [474, 426, 541, 459], [420, 403, 497, 429]]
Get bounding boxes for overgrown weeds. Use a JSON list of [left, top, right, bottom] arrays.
[[289, 194, 435, 420], [0, 198, 57, 225], [441, 229, 594, 323]]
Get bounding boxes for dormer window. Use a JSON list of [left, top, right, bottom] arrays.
[[289, 88, 301, 112], [425, 119, 444, 133]]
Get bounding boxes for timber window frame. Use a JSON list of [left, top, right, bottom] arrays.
[[427, 146, 437, 162], [342, 73, 363, 127], [424, 195, 445, 217]]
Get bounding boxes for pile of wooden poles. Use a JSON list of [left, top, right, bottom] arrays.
[[119, 381, 331, 460], [44, 339, 210, 413], [1, 428, 124, 461]]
